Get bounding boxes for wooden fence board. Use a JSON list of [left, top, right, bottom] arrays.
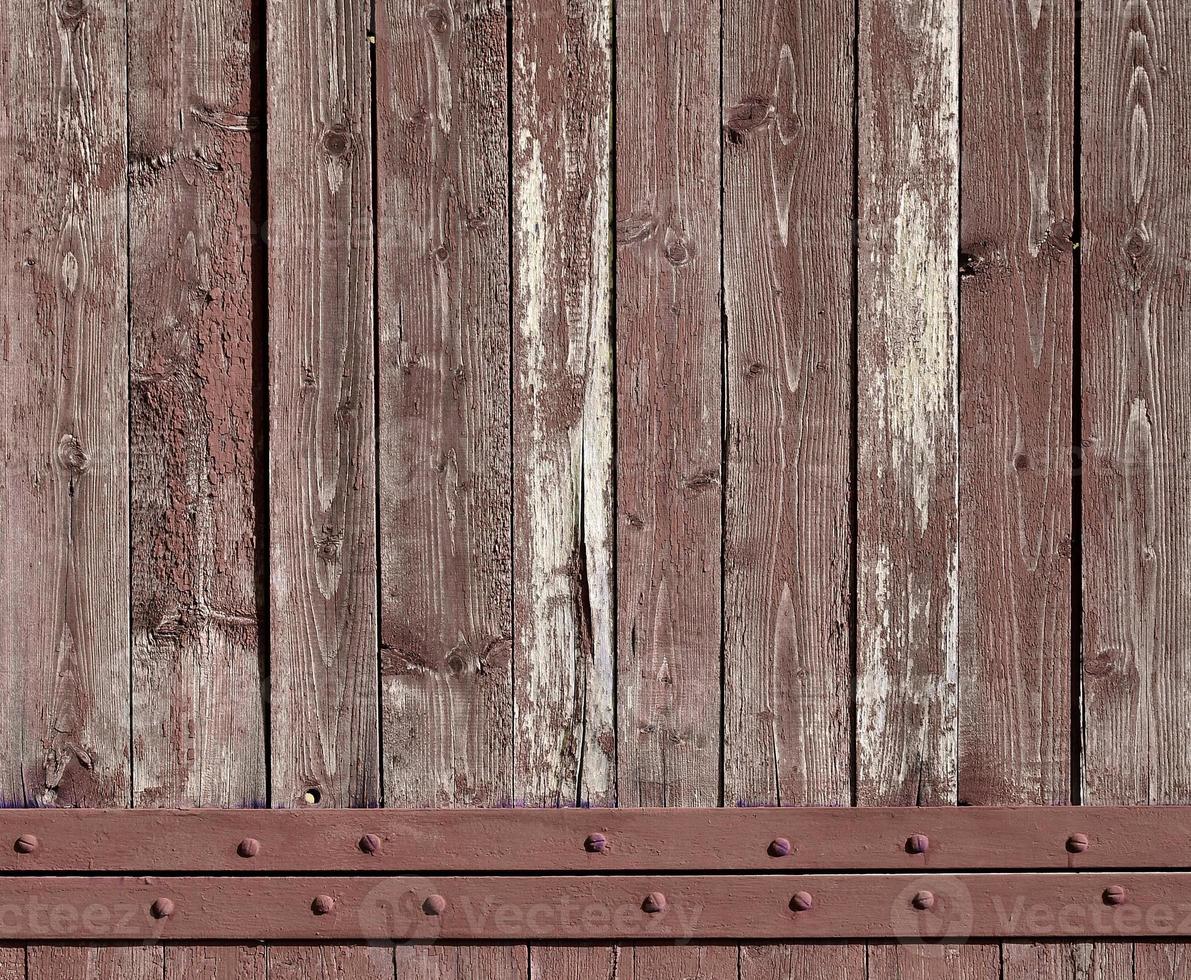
[[0, 0, 130, 974], [394, 946, 526, 979], [721, 0, 853, 811], [866, 945, 998, 980], [376, 0, 513, 810], [266, 0, 379, 809], [855, 0, 961, 808], [958, 0, 1074, 809], [127, 0, 266, 811], [615, 0, 722, 811], [1081, 0, 1191, 809], [531, 947, 620, 979], [165, 946, 266, 980], [27, 947, 161, 980], [622, 947, 735, 980], [269, 945, 394, 979], [739, 945, 865, 979], [510, 0, 615, 810]]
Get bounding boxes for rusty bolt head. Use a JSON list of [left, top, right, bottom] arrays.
[[642, 892, 667, 914], [13, 834, 38, 854], [423, 894, 448, 916], [1103, 885, 1127, 907], [237, 838, 260, 858], [311, 895, 336, 915], [906, 834, 930, 855], [790, 891, 814, 913], [768, 837, 792, 858], [584, 832, 607, 853], [912, 890, 935, 911], [358, 833, 381, 855], [150, 897, 174, 919], [1066, 833, 1090, 854]]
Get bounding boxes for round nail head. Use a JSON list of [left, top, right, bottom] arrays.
[[237, 837, 260, 858], [768, 837, 792, 858], [150, 897, 174, 919], [14, 834, 38, 854], [912, 890, 935, 911], [642, 892, 667, 914], [906, 833, 929, 855], [1067, 833, 1090, 854], [1103, 885, 1127, 907], [790, 890, 814, 912], [423, 894, 448, 916], [311, 895, 335, 915], [584, 832, 607, 853], [359, 833, 381, 855]]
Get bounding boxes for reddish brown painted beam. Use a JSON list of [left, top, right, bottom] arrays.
[[0, 873, 1189, 941], [2, 808, 1191, 873]]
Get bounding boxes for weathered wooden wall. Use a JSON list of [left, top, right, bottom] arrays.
[[1, 0, 1190, 976]]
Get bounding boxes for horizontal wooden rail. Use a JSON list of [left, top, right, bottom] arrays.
[[0, 873, 1188, 941], [2, 807, 1190, 873]]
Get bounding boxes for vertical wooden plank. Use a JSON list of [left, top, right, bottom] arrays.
[[166, 946, 265, 980], [958, 0, 1074, 807], [624, 947, 735, 980], [720, 0, 853, 810], [1003, 944, 1135, 980], [867, 945, 998, 980], [510, 0, 615, 809], [376, 0, 513, 809], [0, 0, 133, 973], [270, 946, 394, 979], [855, 0, 960, 807], [394, 946, 526, 979], [530, 947, 620, 980], [0, 0, 130, 810], [27, 947, 162, 980], [1135, 946, 1191, 979], [0, 951, 19, 980], [740, 945, 865, 980], [127, 0, 266, 809], [267, 0, 379, 808], [616, 0, 722, 810], [1082, 0, 1191, 807]]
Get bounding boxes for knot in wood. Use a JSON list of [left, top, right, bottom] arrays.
[[56, 434, 89, 474], [56, 0, 88, 25], [424, 6, 449, 34], [321, 124, 352, 158], [724, 97, 774, 141], [664, 238, 692, 267]]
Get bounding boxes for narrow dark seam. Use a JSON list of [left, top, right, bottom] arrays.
[[716, 0, 728, 812], [847, 0, 862, 810], [954, 0, 965, 808], [369, 0, 384, 808], [124, 0, 135, 811], [608, 0, 620, 810], [505, 0, 517, 807], [1070, 0, 1085, 808]]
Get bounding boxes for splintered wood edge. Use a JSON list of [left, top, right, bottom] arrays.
[[1, 807, 1190, 873]]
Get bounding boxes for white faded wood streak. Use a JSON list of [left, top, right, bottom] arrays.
[[856, 0, 960, 807], [0, 0, 130, 809], [1082, 0, 1191, 808], [511, 0, 614, 807]]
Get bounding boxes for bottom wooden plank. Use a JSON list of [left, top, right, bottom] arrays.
[[740, 943, 866, 978], [3, 875, 1191, 942]]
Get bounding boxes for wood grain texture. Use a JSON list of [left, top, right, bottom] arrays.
[[1001, 943, 1142, 980], [530, 946, 620, 979], [1081, 0, 1191, 807], [720, 0, 853, 810], [615, 0, 722, 810], [0, 0, 130, 810], [127, 0, 266, 809], [393, 945, 526, 979], [269, 945, 394, 979], [0, 951, 18, 980], [27, 947, 161, 980], [621, 947, 735, 980], [866, 945, 998, 980], [165, 946, 265, 979], [266, 0, 379, 808], [739, 944, 865, 979], [855, 0, 961, 807], [376, 0, 513, 809], [1136, 945, 1191, 979], [510, 0, 615, 809], [957, 0, 1074, 808]]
